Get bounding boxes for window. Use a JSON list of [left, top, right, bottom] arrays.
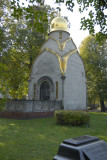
[[59, 31, 62, 39], [56, 81, 58, 99]]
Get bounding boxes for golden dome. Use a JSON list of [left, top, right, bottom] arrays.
[[50, 13, 68, 32]]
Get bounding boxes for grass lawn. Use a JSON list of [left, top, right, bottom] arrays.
[[0, 112, 107, 160]]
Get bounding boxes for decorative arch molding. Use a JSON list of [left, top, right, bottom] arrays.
[[36, 76, 54, 100]]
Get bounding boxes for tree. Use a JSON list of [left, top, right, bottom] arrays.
[[80, 35, 107, 112], [10, 0, 107, 41], [0, 1, 56, 98]]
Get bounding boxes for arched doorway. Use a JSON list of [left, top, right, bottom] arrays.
[[40, 81, 50, 100]]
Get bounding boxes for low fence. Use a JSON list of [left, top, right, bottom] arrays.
[[5, 99, 62, 112]]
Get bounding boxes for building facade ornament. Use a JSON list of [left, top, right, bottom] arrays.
[[49, 36, 72, 50], [41, 47, 77, 75]]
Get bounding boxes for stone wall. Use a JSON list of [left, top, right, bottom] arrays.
[[5, 99, 61, 112]]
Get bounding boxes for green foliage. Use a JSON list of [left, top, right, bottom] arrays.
[[0, 83, 7, 111], [0, 98, 7, 111], [7, 0, 106, 42], [80, 35, 107, 111], [55, 0, 107, 41], [0, 90, 7, 111], [54, 110, 90, 126], [0, 1, 56, 99], [4, 0, 107, 41]]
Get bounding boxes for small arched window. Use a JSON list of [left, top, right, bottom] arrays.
[[40, 81, 50, 100]]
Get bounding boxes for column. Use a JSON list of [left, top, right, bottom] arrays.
[[61, 75, 66, 109]]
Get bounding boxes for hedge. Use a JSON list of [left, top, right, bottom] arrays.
[[54, 110, 90, 127]]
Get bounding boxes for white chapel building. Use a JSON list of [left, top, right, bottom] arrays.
[[28, 13, 87, 110]]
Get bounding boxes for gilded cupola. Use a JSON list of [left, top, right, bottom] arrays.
[[50, 12, 68, 32]]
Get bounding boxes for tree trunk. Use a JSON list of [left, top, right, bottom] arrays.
[[100, 99, 105, 112]]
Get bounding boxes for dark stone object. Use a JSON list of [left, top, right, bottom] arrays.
[[53, 135, 107, 160]]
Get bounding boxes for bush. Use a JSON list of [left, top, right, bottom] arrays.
[[54, 110, 90, 127]]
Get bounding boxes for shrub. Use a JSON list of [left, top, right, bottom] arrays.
[[54, 110, 90, 127]]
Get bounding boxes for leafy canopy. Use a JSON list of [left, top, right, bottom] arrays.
[[10, 0, 107, 41], [80, 35, 107, 111], [0, 1, 56, 99]]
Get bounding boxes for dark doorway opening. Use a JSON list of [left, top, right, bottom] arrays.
[[40, 81, 50, 100]]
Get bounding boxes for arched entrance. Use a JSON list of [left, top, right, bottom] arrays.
[[40, 81, 50, 100], [36, 76, 54, 100]]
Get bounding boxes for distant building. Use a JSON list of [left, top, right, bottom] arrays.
[[28, 13, 86, 110]]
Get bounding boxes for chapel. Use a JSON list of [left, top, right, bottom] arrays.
[[28, 13, 87, 110]]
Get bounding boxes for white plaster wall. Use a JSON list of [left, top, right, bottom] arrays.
[[49, 31, 70, 41], [28, 50, 62, 100], [64, 52, 86, 110], [41, 31, 76, 56]]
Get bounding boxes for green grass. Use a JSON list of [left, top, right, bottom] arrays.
[[0, 112, 107, 160]]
